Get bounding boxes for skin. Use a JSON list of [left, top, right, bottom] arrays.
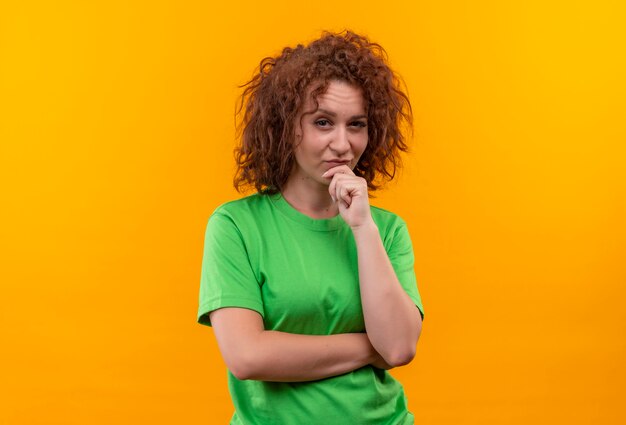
[[210, 80, 422, 381], [281, 80, 369, 219]]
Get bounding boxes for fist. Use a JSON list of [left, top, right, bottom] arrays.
[[322, 165, 373, 228]]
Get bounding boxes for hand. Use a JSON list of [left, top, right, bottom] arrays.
[[322, 165, 373, 228]]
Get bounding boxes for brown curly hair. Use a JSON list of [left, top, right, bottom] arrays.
[[234, 30, 413, 195]]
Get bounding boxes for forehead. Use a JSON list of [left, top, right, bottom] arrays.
[[304, 80, 366, 112]]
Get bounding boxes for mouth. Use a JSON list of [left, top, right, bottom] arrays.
[[324, 160, 351, 168]]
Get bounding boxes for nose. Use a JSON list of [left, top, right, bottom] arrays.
[[329, 126, 350, 156]]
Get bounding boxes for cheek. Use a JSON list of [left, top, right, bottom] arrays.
[[294, 142, 318, 165], [303, 137, 326, 155], [356, 136, 368, 156]]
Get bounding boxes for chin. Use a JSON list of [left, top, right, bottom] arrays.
[[316, 177, 332, 187]]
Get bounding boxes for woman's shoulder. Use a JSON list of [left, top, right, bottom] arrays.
[[210, 192, 275, 220], [369, 205, 413, 245], [369, 204, 407, 226]]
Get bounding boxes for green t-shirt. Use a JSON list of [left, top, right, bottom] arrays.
[[197, 192, 424, 425]]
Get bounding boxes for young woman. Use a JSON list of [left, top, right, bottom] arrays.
[[197, 30, 425, 425]]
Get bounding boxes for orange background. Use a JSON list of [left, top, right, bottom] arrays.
[[1, 1, 625, 424]]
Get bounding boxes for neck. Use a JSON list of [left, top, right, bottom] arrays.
[[281, 177, 338, 219]]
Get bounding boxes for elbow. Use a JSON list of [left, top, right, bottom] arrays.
[[229, 364, 253, 381], [384, 346, 416, 367], [384, 327, 421, 367], [226, 352, 259, 381]]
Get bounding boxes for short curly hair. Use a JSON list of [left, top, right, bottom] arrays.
[[234, 30, 413, 194]]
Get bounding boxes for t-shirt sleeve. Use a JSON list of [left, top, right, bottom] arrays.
[[197, 211, 265, 327], [386, 220, 425, 320]]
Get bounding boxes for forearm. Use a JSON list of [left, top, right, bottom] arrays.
[[211, 308, 382, 382], [234, 331, 376, 382], [352, 221, 422, 366]]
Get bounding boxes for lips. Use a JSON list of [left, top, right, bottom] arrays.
[[324, 160, 351, 168]]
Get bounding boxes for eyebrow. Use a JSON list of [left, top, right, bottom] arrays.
[[317, 108, 367, 120]]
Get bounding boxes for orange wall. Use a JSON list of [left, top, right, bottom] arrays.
[[1, 1, 625, 424]]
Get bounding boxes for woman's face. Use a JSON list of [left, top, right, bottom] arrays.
[[289, 80, 368, 188]]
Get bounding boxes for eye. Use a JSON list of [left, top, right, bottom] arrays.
[[350, 121, 367, 128], [315, 119, 331, 127]]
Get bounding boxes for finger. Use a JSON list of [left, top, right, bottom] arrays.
[[328, 174, 338, 202], [329, 172, 350, 202], [341, 181, 359, 205], [340, 184, 357, 207], [321, 164, 355, 179], [334, 175, 347, 205], [335, 179, 353, 208]]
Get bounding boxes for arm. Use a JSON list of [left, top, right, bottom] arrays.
[[352, 222, 422, 367], [209, 307, 389, 382], [325, 167, 423, 367]]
